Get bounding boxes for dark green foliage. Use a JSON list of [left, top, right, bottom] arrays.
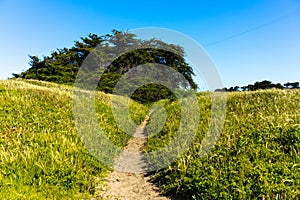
[[131, 84, 176, 104], [13, 30, 197, 103], [97, 72, 122, 93], [216, 80, 298, 92], [284, 82, 300, 89]]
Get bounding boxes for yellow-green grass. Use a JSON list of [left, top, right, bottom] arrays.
[[1, 79, 299, 199], [145, 89, 300, 199], [0, 79, 147, 199]]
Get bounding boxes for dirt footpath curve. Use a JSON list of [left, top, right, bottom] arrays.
[[98, 115, 170, 200]]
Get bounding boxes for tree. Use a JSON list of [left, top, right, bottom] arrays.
[[13, 30, 197, 103], [291, 82, 299, 89], [227, 86, 240, 92], [284, 82, 299, 89], [241, 86, 248, 91], [216, 80, 286, 92]]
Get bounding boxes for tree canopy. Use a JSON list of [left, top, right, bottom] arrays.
[[215, 80, 299, 92], [13, 30, 197, 103]]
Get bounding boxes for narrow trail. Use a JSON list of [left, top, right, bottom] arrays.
[[99, 115, 170, 200]]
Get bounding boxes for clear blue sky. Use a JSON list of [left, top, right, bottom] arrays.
[[1, 0, 299, 88]]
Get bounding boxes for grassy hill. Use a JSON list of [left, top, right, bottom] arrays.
[[146, 89, 300, 199], [0, 79, 147, 199], [0, 79, 299, 199]]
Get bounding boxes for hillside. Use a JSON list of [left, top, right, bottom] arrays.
[[146, 89, 300, 199], [0, 79, 299, 199], [0, 79, 147, 199]]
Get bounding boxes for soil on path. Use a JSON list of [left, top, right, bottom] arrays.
[[99, 115, 170, 200]]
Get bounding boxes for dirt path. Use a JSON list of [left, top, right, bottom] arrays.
[[99, 115, 170, 200]]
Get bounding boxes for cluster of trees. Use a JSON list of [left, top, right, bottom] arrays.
[[215, 80, 299, 92], [13, 30, 197, 103]]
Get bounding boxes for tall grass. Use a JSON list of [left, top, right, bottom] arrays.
[[0, 79, 147, 199], [145, 89, 300, 199], [1, 79, 299, 199]]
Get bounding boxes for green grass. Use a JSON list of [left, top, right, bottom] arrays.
[[1, 79, 299, 199], [0, 79, 147, 199], [145, 89, 300, 199]]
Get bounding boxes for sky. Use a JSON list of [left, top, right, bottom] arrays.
[[0, 0, 299, 89]]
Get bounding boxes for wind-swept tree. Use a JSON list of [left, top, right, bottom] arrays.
[[13, 30, 197, 103]]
